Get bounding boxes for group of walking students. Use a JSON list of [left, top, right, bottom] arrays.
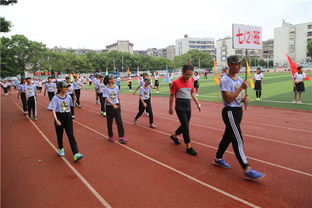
[[19, 54, 312, 180]]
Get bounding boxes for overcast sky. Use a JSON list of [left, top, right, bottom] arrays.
[[1, 0, 311, 50]]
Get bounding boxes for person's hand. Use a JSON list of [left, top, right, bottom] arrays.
[[169, 108, 173, 115], [241, 81, 248, 89], [56, 120, 61, 126], [197, 103, 202, 111], [113, 104, 119, 109], [242, 96, 250, 104], [143, 102, 147, 108]]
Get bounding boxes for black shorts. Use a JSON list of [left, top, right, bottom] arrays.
[[294, 82, 305, 92], [254, 80, 262, 91], [155, 80, 159, 87], [193, 80, 199, 89]]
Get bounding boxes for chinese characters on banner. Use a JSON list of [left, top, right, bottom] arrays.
[[232, 24, 262, 49]]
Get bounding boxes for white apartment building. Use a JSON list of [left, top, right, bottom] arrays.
[[216, 36, 261, 67], [274, 21, 312, 66], [175, 34, 215, 57], [106, 40, 134, 54]]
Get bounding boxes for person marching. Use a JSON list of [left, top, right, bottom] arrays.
[[48, 81, 83, 162], [44, 77, 57, 101], [154, 71, 160, 93], [293, 66, 307, 104], [95, 75, 107, 117], [1, 81, 9, 96], [104, 74, 128, 144], [65, 77, 75, 119], [212, 55, 265, 180], [193, 71, 200, 96], [254, 68, 264, 101], [17, 78, 28, 114], [73, 76, 82, 108], [25, 77, 38, 120], [134, 78, 156, 128], [94, 74, 100, 104], [220, 67, 228, 78], [169, 64, 202, 156], [127, 74, 132, 91]]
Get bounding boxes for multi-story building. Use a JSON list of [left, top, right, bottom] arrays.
[[175, 34, 216, 57], [274, 21, 312, 66], [157, 45, 175, 60], [216, 36, 261, 67], [260, 39, 274, 62], [133, 50, 147, 56], [51, 47, 106, 54], [106, 40, 134, 54], [146, 48, 159, 57]]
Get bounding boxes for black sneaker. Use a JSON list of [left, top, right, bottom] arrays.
[[170, 135, 180, 145], [186, 147, 197, 156]]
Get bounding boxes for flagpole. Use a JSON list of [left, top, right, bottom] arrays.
[[245, 49, 248, 110]]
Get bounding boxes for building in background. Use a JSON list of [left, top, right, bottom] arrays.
[[51, 47, 106, 54], [175, 34, 216, 57], [133, 50, 147, 56], [216, 36, 261, 67], [260, 39, 274, 64], [274, 21, 312, 66], [106, 40, 134, 54]]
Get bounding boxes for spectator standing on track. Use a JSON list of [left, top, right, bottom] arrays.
[[104, 74, 128, 144], [65, 77, 75, 119], [48, 81, 83, 162], [1, 81, 9, 96], [133, 78, 156, 128], [193, 71, 200, 96], [25, 77, 38, 121], [95, 75, 107, 117], [94, 74, 100, 104], [73, 76, 82, 108], [44, 77, 57, 101], [254, 68, 264, 101], [17, 78, 28, 115], [212, 55, 265, 180], [169, 64, 202, 156], [293, 66, 307, 104]]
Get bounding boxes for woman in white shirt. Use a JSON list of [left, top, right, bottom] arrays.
[[193, 71, 200, 96], [293, 66, 307, 104], [253, 68, 264, 101]]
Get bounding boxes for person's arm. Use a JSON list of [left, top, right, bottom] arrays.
[[191, 93, 202, 111], [52, 111, 61, 126], [222, 81, 248, 104], [105, 97, 119, 109], [169, 94, 174, 115], [139, 95, 147, 108], [17, 89, 20, 99], [133, 85, 141, 95], [44, 86, 47, 96]]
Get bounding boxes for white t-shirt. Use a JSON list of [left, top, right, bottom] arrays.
[[294, 72, 306, 82], [254, 73, 263, 81], [194, 75, 200, 81], [168, 76, 173, 84]]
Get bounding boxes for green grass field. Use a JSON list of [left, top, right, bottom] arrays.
[[86, 72, 312, 111]]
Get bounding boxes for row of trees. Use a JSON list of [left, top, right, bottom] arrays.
[[1, 35, 214, 78]]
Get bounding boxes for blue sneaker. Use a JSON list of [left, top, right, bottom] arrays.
[[73, 153, 83, 162], [58, 148, 65, 157], [212, 158, 231, 168], [244, 168, 265, 179]]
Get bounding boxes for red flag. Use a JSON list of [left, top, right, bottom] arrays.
[[286, 54, 310, 80]]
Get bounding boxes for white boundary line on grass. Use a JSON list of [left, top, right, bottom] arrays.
[[10, 98, 112, 208], [73, 120, 261, 208]]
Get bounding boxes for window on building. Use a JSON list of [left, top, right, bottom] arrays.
[[307, 31, 312, 37], [308, 24, 312, 29]]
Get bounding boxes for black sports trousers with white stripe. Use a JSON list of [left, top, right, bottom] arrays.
[[216, 107, 249, 169]]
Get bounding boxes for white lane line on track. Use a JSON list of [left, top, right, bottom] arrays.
[[11, 98, 112, 208], [35, 100, 312, 177], [73, 119, 261, 208]]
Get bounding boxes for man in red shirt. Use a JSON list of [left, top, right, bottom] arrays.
[[169, 64, 202, 156]]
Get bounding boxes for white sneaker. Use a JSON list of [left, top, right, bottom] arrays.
[[145, 112, 149, 117], [292, 100, 296, 103], [58, 148, 65, 157], [297, 101, 302, 104]]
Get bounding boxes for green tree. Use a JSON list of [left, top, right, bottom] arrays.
[[0, 0, 17, 5], [0, 35, 47, 77], [174, 50, 213, 69], [0, 17, 12, 32]]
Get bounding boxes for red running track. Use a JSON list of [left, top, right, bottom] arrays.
[[2, 89, 312, 208]]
